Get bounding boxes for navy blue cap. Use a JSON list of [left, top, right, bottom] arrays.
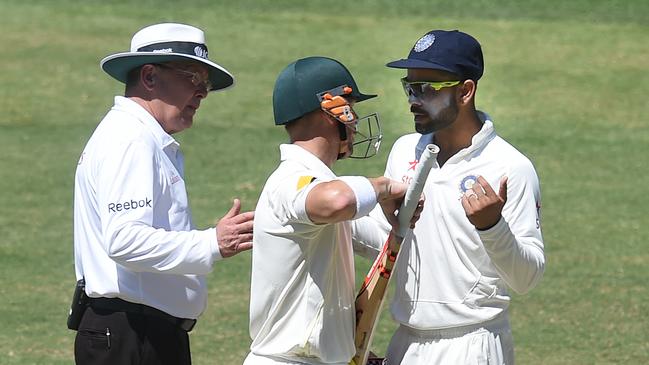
[[387, 30, 484, 81]]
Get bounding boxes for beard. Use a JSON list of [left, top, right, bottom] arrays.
[[411, 93, 459, 134]]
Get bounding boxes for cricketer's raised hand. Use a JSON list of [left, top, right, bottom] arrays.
[[461, 176, 508, 230]]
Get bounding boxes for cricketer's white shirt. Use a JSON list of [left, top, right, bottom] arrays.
[[73, 96, 221, 319], [249, 144, 380, 365], [379, 112, 545, 329]]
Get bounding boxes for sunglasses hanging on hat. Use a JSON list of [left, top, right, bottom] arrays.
[[318, 85, 382, 160]]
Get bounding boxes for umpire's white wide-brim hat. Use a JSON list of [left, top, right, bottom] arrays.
[[100, 23, 234, 92]]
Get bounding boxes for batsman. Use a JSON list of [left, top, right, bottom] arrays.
[[244, 56, 424, 365]]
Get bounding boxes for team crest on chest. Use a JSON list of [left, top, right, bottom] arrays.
[[459, 175, 478, 193]]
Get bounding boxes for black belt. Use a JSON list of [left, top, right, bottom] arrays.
[[89, 297, 196, 332]]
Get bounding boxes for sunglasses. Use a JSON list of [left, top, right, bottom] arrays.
[[156, 63, 213, 91], [400, 77, 460, 97]]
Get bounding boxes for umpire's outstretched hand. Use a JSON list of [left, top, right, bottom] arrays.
[[216, 198, 254, 258]]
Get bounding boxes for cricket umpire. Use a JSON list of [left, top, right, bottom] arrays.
[[71, 23, 254, 364]]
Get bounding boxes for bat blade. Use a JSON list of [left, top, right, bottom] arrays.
[[351, 144, 439, 365], [352, 232, 401, 364]]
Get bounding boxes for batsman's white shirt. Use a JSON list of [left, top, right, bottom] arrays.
[[73, 96, 220, 320], [383, 112, 545, 330], [248, 144, 379, 365]]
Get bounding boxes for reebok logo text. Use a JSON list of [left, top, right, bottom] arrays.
[[108, 198, 152, 213]]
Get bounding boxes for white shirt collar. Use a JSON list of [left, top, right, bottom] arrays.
[[279, 144, 337, 179], [112, 96, 179, 150], [430, 110, 496, 164], [466, 111, 496, 154]]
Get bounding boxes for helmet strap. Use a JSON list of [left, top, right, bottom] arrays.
[[337, 122, 349, 159]]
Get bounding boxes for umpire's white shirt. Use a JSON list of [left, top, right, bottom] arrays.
[[248, 144, 360, 364], [382, 112, 545, 329], [74, 96, 221, 320]]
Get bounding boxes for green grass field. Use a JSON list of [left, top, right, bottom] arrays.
[[1, 0, 648, 364]]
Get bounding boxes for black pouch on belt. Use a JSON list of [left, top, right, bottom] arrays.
[[67, 278, 88, 330]]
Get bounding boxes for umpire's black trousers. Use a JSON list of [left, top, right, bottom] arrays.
[[74, 305, 191, 365]]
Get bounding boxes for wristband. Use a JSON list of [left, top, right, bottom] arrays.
[[338, 176, 378, 219]]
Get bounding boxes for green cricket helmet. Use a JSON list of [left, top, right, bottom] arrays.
[[273, 56, 376, 125], [272, 56, 382, 159]]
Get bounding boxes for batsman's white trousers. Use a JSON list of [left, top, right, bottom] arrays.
[[385, 312, 514, 365], [243, 352, 348, 365]]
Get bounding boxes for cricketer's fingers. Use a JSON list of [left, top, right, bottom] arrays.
[[460, 194, 473, 213], [379, 198, 402, 232], [235, 218, 254, 234], [237, 232, 254, 242], [231, 210, 255, 225], [383, 180, 408, 202], [471, 176, 488, 199], [235, 241, 253, 253], [409, 194, 425, 228], [477, 176, 496, 199], [498, 176, 508, 202], [462, 189, 479, 210], [235, 232, 254, 253]]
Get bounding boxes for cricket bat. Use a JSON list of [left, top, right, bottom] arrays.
[[350, 144, 439, 365]]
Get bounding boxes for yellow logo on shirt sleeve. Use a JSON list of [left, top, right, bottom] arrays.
[[297, 176, 315, 190]]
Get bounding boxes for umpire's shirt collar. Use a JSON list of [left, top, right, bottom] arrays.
[[113, 96, 180, 151]]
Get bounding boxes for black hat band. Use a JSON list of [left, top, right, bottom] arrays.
[[137, 42, 209, 59]]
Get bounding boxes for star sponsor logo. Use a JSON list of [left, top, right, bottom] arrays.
[[108, 197, 152, 213], [400, 160, 419, 184], [152, 48, 173, 53], [408, 159, 418, 171]]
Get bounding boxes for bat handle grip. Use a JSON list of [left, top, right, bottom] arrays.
[[396, 144, 439, 238]]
